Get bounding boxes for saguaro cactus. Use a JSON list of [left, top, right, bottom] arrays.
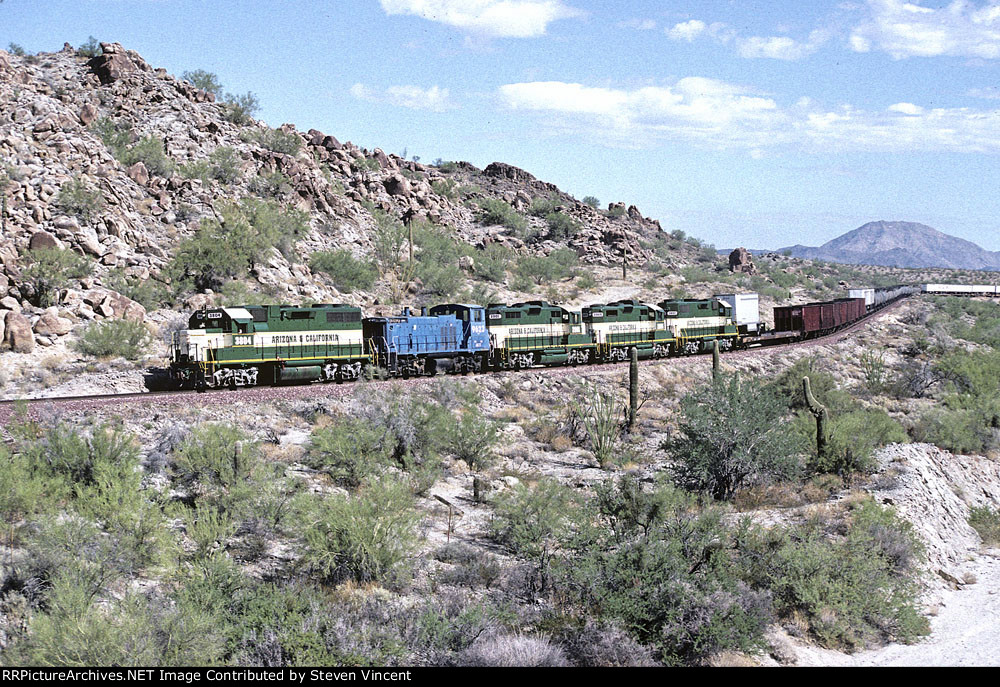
[[712, 339, 720, 378], [803, 376, 828, 459], [629, 346, 638, 428], [622, 243, 628, 280]]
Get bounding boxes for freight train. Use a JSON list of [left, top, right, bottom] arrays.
[[167, 282, 968, 390]]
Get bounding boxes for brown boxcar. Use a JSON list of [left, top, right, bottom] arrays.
[[773, 297, 866, 337]]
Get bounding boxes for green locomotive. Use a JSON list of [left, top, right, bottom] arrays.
[[169, 303, 367, 389]]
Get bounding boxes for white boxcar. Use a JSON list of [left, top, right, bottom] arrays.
[[715, 293, 760, 333], [848, 288, 875, 309]]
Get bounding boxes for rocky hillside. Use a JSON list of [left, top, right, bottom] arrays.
[[0, 41, 668, 358], [782, 221, 1000, 271]]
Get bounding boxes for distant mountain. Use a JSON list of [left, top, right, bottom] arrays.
[[779, 221, 1000, 271]]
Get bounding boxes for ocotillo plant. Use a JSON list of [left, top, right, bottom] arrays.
[[629, 346, 638, 428], [803, 375, 828, 459]]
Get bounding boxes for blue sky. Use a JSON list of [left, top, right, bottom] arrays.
[[4, 0, 1000, 250]]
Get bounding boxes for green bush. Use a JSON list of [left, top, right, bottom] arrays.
[[413, 223, 466, 297], [514, 249, 578, 286], [431, 178, 459, 199], [20, 247, 92, 307], [582, 196, 600, 208], [372, 209, 407, 273], [796, 407, 908, 478], [182, 69, 222, 95], [562, 478, 772, 665], [223, 91, 260, 125], [172, 424, 261, 496], [573, 383, 622, 468], [167, 198, 308, 292], [75, 318, 151, 360], [737, 500, 928, 650], [77, 37, 103, 58], [969, 506, 1000, 546], [247, 169, 291, 197], [54, 175, 104, 223], [91, 116, 132, 157], [446, 403, 500, 470], [545, 212, 579, 240], [528, 195, 558, 218], [245, 127, 302, 156], [474, 244, 510, 283], [477, 198, 527, 233], [121, 135, 174, 177], [306, 418, 392, 489], [666, 373, 803, 500], [489, 478, 578, 559], [0, 444, 48, 521], [103, 267, 171, 309], [310, 250, 377, 293], [299, 475, 420, 584]]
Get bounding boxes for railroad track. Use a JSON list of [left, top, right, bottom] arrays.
[[0, 297, 906, 425]]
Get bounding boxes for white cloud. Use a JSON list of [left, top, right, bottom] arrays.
[[378, 0, 583, 38], [850, 0, 1000, 58], [667, 19, 707, 42], [666, 18, 826, 59], [618, 18, 657, 31], [497, 78, 1000, 154], [739, 29, 831, 60], [350, 83, 454, 112]]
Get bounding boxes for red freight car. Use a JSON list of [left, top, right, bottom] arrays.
[[773, 297, 866, 337]]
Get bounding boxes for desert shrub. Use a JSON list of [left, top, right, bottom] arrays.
[[477, 198, 526, 233], [581, 196, 600, 208], [167, 198, 308, 291], [54, 175, 104, 222], [430, 178, 459, 199], [91, 116, 132, 157], [433, 544, 501, 589], [103, 267, 171, 309], [475, 244, 510, 283], [555, 620, 657, 666], [934, 348, 1000, 398], [223, 91, 260, 125], [245, 127, 302, 156], [911, 406, 996, 455], [514, 248, 578, 285], [372, 209, 407, 273], [573, 384, 622, 468], [545, 211, 579, 239], [769, 357, 854, 412], [171, 424, 261, 496], [310, 250, 377, 293], [796, 407, 908, 478], [8, 42, 27, 57], [0, 445, 48, 521], [299, 475, 420, 584], [489, 478, 578, 559], [562, 479, 772, 665], [413, 222, 466, 297], [121, 135, 174, 177], [576, 271, 596, 290], [666, 373, 803, 500], [248, 169, 291, 197], [968, 506, 1000, 546], [737, 501, 928, 650], [445, 403, 500, 470], [75, 318, 151, 360], [306, 418, 391, 489], [182, 69, 222, 95], [20, 247, 92, 307], [456, 633, 568, 667], [208, 145, 242, 184], [6, 580, 223, 666], [528, 195, 559, 218]]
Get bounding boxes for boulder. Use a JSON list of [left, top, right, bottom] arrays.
[[484, 162, 536, 183], [383, 174, 411, 197], [29, 230, 62, 251], [79, 102, 98, 126], [33, 309, 73, 337], [0, 315, 4, 348], [1, 296, 21, 312], [728, 247, 756, 275], [127, 161, 149, 186], [4, 310, 34, 353], [87, 43, 140, 84]]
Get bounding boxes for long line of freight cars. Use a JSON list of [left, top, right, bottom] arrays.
[[168, 282, 934, 389]]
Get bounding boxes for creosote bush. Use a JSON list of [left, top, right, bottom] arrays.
[[477, 198, 526, 233], [75, 318, 152, 360], [20, 247, 92, 307], [666, 373, 802, 500], [309, 250, 377, 293], [54, 175, 104, 223]]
